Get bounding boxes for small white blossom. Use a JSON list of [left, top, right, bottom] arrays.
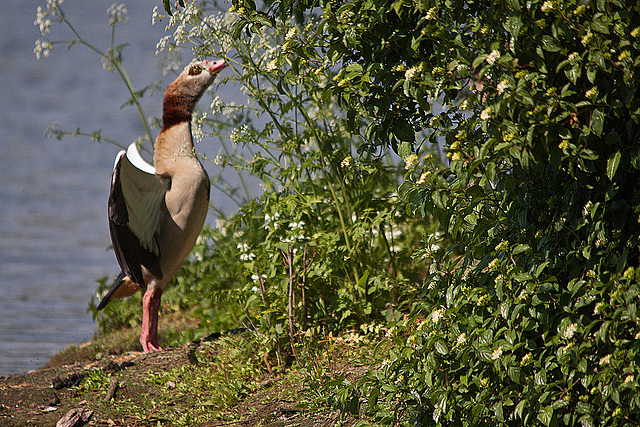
[[341, 155, 354, 168], [251, 274, 266, 284], [404, 67, 417, 81], [107, 3, 129, 25], [151, 5, 164, 25], [156, 35, 170, 54], [266, 59, 278, 72], [561, 322, 578, 340], [34, 6, 51, 36], [289, 221, 305, 231], [486, 50, 501, 65], [491, 346, 503, 360], [599, 354, 612, 365], [46, 0, 64, 10], [457, 332, 467, 345], [480, 107, 492, 121], [33, 39, 53, 60], [416, 171, 430, 185], [285, 26, 297, 41], [404, 153, 419, 170], [240, 252, 256, 261], [497, 79, 509, 94], [541, 1, 554, 12], [237, 243, 249, 252], [430, 307, 445, 324]]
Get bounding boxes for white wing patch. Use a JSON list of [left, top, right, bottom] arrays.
[[119, 143, 166, 256]]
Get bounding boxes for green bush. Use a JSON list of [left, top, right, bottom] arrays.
[[225, 0, 640, 423], [254, 0, 640, 423]]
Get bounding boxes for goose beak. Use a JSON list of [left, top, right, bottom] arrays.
[[204, 59, 227, 75]]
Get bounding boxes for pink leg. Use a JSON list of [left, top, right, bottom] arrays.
[[140, 288, 164, 352]]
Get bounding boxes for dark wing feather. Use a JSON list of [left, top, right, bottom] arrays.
[[108, 144, 166, 287]]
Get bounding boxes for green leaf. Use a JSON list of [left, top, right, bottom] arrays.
[[494, 401, 505, 422], [537, 406, 554, 426], [504, 15, 523, 39], [397, 140, 412, 159], [606, 150, 621, 180], [508, 365, 522, 384], [394, 120, 415, 142], [541, 35, 561, 52], [591, 108, 604, 136], [163, 0, 172, 15]]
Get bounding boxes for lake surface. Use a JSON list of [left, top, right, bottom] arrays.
[[0, 0, 245, 376]]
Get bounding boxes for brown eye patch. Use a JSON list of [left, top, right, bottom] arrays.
[[188, 65, 204, 76]]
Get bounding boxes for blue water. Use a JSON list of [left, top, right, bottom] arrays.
[[0, 0, 245, 376]]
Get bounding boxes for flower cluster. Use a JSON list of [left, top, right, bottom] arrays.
[[237, 243, 256, 262], [486, 50, 500, 65], [560, 322, 578, 340], [263, 212, 281, 230], [430, 307, 445, 324], [33, 0, 64, 59], [107, 3, 128, 25], [404, 154, 419, 170]]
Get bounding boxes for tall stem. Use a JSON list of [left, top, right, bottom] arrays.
[[58, 8, 155, 147]]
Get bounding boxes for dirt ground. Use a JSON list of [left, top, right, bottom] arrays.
[[0, 341, 362, 427]]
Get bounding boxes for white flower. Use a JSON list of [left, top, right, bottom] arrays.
[[561, 322, 578, 340], [156, 35, 170, 54], [491, 346, 503, 360], [240, 252, 256, 261], [341, 155, 354, 168], [416, 171, 430, 185], [266, 59, 278, 72], [497, 79, 509, 94], [404, 67, 417, 81], [285, 27, 297, 41], [541, 1, 554, 12], [33, 39, 53, 60], [289, 221, 305, 231], [480, 107, 492, 121], [151, 5, 164, 25], [34, 6, 51, 36], [457, 333, 467, 345], [486, 50, 501, 65], [46, 0, 64, 10], [237, 243, 249, 252], [430, 307, 445, 324], [404, 154, 419, 170], [599, 354, 612, 365], [251, 274, 265, 284], [107, 3, 129, 25]]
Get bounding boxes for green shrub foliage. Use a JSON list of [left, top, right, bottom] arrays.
[[227, 0, 640, 424]]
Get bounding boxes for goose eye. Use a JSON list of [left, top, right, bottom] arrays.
[[188, 65, 204, 76]]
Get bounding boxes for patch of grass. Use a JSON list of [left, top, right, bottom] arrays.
[[39, 326, 392, 426]]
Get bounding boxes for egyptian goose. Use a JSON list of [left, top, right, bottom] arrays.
[[97, 59, 227, 352]]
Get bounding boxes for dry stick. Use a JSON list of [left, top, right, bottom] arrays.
[[301, 244, 308, 332], [105, 377, 119, 401], [284, 247, 300, 364]]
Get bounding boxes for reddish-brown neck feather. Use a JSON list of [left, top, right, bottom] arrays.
[[161, 91, 194, 132]]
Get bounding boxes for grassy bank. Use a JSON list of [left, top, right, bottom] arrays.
[[0, 315, 388, 426]]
